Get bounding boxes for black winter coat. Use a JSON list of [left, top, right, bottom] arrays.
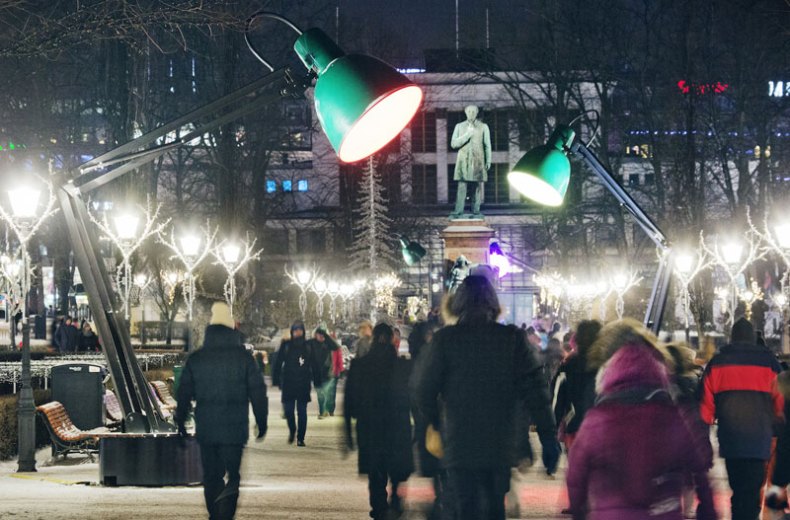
[[345, 343, 414, 480], [553, 354, 597, 435], [175, 325, 268, 445], [412, 319, 556, 470], [272, 339, 320, 402]]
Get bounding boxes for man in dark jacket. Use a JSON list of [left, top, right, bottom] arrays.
[[310, 327, 340, 418], [345, 323, 413, 520], [701, 317, 783, 520], [175, 301, 268, 520], [272, 320, 321, 446], [412, 276, 560, 520]]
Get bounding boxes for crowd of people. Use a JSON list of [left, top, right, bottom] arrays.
[[52, 315, 100, 353], [175, 274, 790, 520]]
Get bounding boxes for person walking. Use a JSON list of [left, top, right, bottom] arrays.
[[700, 317, 784, 520], [408, 320, 444, 519], [175, 301, 268, 520], [412, 275, 560, 520], [77, 321, 100, 352], [272, 320, 321, 446], [567, 331, 716, 520], [345, 323, 414, 520], [355, 320, 374, 358], [310, 327, 342, 418]]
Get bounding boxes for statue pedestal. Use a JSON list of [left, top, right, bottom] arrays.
[[442, 217, 494, 265]]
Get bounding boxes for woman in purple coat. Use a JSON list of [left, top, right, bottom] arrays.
[[566, 335, 716, 520]]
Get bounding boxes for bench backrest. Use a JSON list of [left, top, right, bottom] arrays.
[[36, 401, 88, 442], [151, 380, 177, 408], [104, 390, 123, 423]]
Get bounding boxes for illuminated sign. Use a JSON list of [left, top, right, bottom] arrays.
[[677, 80, 729, 95], [769, 81, 790, 98]]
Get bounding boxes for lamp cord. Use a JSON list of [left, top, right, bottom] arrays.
[[567, 109, 602, 148], [245, 11, 304, 72]]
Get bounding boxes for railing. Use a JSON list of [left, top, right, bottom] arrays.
[[0, 352, 183, 393]]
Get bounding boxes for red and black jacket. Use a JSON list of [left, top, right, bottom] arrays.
[[700, 342, 783, 460]]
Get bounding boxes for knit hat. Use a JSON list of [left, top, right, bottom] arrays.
[[731, 317, 755, 344], [291, 320, 306, 335], [209, 301, 234, 329]]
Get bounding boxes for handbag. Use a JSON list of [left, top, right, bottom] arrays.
[[425, 424, 444, 459]]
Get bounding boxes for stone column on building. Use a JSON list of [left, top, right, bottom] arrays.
[[436, 112, 449, 204]]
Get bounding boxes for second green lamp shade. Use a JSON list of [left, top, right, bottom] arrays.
[[507, 126, 576, 207], [294, 28, 423, 163]]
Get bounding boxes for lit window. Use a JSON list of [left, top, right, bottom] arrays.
[[297, 180, 308, 192], [282, 180, 293, 192], [266, 180, 277, 193]]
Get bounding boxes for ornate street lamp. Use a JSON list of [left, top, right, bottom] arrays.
[[212, 235, 262, 317], [0, 175, 58, 473], [285, 267, 316, 320]]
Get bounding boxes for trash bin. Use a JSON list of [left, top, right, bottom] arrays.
[[172, 365, 184, 395], [51, 363, 104, 429], [34, 315, 46, 340]]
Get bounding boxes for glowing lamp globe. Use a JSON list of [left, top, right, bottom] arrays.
[[675, 253, 695, 274], [294, 28, 423, 163], [314, 278, 327, 293], [721, 243, 743, 265], [222, 243, 241, 264], [180, 234, 201, 257], [297, 270, 312, 285], [508, 126, 575, 207], [114, 214, 139, 240], [775, 223, 790, 249], [8, 187, 41, 218]]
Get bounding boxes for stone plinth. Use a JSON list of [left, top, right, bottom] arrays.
[[442, 218, 495, 265]]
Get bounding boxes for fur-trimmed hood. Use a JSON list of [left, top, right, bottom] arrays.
[[586, 318, 669, 372]]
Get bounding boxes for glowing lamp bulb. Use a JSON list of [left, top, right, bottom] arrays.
[[180, 234, 201, 257], [222, 244, 241, 264], [297, 270, 312, 285], [114, 214, 139, 240], [8, 188, 41, 218]]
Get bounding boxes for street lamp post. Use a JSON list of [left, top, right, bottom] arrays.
[[133, 272, 151, 348], [312, 278, 328, 321], [159, 225, 215, 351], [212, 235, 262, 318], [0, 177, 58, 473], [88, 199, 169, 322], [285, 267, 315, 320]]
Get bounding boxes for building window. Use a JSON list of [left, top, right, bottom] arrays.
[[627, 174, 639, 187], [643, 174, 655, 185], [266, 180, 277, 193], [297, 179, 308, 192], [412, 164, 437, 204], [262, 228, 289, 253], [282, 180, 292, 192], [487, 110, 510, 152], [517, 109, 545, 150], [484, 163, 512, 204], [296, 229, 325, 254], [411, 111, 437, 153]]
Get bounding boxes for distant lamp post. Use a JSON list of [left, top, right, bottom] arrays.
[[672, 239, 711, 344], [159, 225, 216, 351], [611, 271, 643, 320], [752, 214, 790, 352], [312, 277, 328, 320], [89, 199, 169, 321], [133, 272, 151, 348], [286, 267, 315, 319], [704, 230, 764, 328], [327, 280, 340, 323], [212, 235, 262, 317], [0, 175, 59, 474]]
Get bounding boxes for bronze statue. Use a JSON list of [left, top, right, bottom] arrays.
[[450, 105, 491, 219]]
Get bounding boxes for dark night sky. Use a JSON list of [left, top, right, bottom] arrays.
[[328, 0, 526, 65]]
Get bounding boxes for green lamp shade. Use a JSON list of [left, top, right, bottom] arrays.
[[507, 125, 575, 207], [400, 237, 426, 266], [295, 29, 423, 163]]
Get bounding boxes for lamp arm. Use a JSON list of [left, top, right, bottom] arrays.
[[70, 68, 307, 192], [570, 140, 671, 334], [570, 141, 669, 252]]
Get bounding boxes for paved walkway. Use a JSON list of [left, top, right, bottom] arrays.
[[0, 384, 740, 519]]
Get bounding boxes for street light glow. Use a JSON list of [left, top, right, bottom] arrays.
[[180, 234, 201, 257], [222, 243, 241, 264], [8, 188, 41, 218], [721, 242, 743, 264], [297, 270, 312, 285], [775, 293, 788, 307], [314, 278, 327, 293], [114, 214, 139, 240], [675, 253, 695, 274], [775, 223, 790, 249]]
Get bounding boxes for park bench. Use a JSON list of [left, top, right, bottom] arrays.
[[103, 390, 123, 426], [36, 401, 115, 459], [151, 380, 178, 412]]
